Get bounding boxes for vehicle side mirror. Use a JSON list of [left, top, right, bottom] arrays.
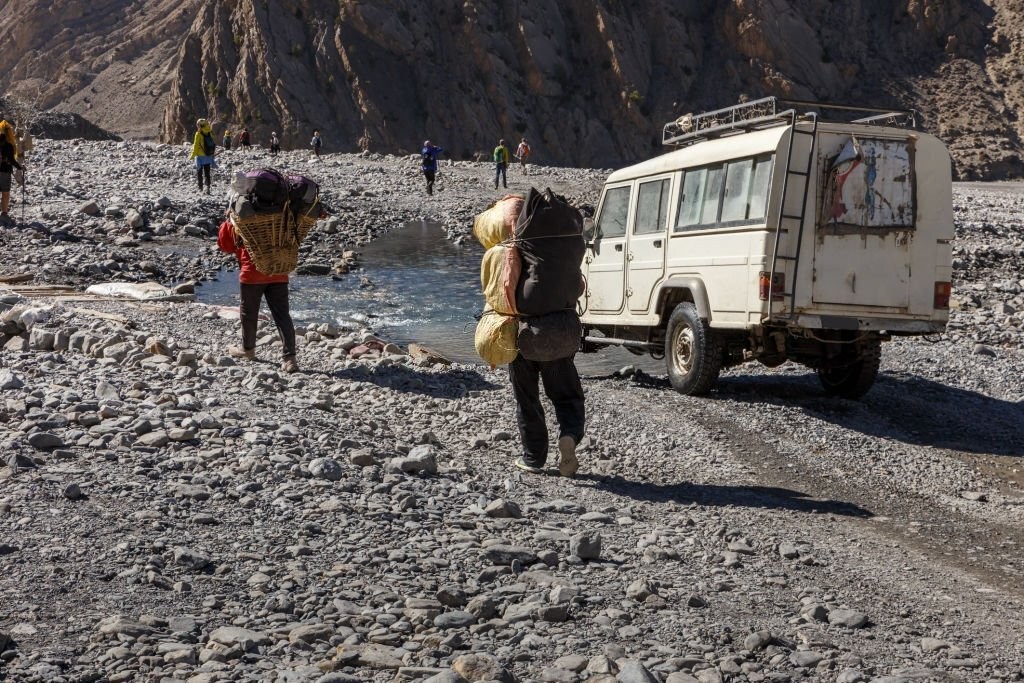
[[583, 217, 597, 246]]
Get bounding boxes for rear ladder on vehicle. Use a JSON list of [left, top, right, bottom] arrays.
[[767, 113, 819, 320]]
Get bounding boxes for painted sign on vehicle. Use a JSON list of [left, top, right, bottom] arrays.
[[822, 138, 913, 231]]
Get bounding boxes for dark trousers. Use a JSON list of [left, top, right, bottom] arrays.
[[494, 163, 507, 188], [509, 354, 585, 467], [240, 282, 296, 359], [196, 164, 211, 190], [424, 170, 436, 195]]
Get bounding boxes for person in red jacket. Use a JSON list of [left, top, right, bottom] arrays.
[[217, 220, 298, 372]]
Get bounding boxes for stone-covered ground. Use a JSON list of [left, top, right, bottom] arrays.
[[0, 142, 1022, 683]]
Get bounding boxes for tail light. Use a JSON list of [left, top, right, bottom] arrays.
[[759, 271, 784, 301], [934, 281, 951, 309]]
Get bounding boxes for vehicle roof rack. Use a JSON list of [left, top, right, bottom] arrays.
[[780, 98, 918, 128], [663, 96, 918, 148], [662, 97, 792, 148]]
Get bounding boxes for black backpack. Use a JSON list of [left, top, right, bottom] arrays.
[[421, 149, 433, 166], [287, 175, 320, 216], [231, 168, 290, 212]]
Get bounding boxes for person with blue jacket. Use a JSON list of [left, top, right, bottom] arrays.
[[420, 140, 444, 195]]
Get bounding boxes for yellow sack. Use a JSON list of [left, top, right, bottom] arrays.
[[474, 305, 518, 368], [480, 244, 521, 316], [473, 194, 524, 249]]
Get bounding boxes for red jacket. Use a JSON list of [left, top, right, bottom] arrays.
[[217, 220, 288, 285]]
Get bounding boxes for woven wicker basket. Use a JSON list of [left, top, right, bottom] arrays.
[[231, 210, 301, 276], [230, 197, 320, 276]]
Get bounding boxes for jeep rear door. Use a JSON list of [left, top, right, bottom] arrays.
[[586, 184, 630, 313], [811, 136, 915, 309]]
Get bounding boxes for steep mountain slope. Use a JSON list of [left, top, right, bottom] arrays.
[[2, 0, 1023, 178]]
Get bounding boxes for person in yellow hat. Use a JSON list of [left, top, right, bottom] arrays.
[[0, 120, 24, 226], [189, 118, 217, 194]]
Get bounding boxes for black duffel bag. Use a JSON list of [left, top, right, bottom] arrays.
[[517, 309, 582, 362], [514, 188, 586, 316]]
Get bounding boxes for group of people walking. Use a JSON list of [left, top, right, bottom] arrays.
[[193, 118, 538, 198], [419, 136, 532, 195], [188, 120, 325, 193], [221, 126, 283, 154]]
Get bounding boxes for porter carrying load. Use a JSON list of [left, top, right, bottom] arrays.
[[472, 188, 585, 367]]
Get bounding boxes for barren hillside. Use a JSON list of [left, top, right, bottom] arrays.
[[3, 0, 1024, 178]]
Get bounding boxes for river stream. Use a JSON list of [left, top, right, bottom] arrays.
[[198, 222, 663, 376]]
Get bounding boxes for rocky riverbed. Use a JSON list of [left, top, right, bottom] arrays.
[[0, 142, 1022, 683]]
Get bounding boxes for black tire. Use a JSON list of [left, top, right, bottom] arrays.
[[817, 337, 882, 399], [665, 302, 722, 395]]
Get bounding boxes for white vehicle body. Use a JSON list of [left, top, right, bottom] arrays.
[[580, 100, 953, 397]]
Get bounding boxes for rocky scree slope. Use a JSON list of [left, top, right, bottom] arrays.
[[4, 0, 1024, 178]]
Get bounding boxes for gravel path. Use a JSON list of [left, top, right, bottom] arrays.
[[0, 141, 1021, 683]]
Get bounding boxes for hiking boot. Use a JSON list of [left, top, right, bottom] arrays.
[[0, 213, 12, 227], [281, 358, 299, 373], [557, 435, 579, 477], [513, 456, 544, 475], [228, 345, 255, 360]]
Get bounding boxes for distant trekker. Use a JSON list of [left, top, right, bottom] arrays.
[[310, 130, 322, 158], [223, 129, 233, 150], [239, 127, 251, 148], [270, 132, 280, 155], [189, 118, 217, 194], [493, 138, 510, 189], [420, 140, 445, 196], [515, 138, 531, 175]]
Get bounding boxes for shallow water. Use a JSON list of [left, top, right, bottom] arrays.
[[198, 221, 664, 376]]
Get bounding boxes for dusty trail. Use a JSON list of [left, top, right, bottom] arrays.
[[536, 369, 1024, 657], [586, 366, 1024, 596]]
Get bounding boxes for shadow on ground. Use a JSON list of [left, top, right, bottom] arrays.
[[576, 473, 872, 517], [708, 371, 1024, 457], [326, 363, 502, 398]]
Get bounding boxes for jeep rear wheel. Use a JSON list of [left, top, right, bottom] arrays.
[[665, 302, 722, 395], [817, 337, 882, 399]]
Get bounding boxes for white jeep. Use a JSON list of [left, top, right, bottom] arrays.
[[580, 97, 953, 398]]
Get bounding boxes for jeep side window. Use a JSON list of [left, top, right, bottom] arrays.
[[634, 179, 670, 234], [675, 169, 706, 230], [700, 165, 725, 224], [721, 159, 753, 222], [748, 155, 773, 220], [597, 186, 630, 238], [676, 154, 774, 231]]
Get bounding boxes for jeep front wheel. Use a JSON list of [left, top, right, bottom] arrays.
[[817, 337, 882, 399], [665, 302, 722, 395]]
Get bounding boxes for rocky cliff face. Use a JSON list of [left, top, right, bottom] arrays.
[[2, 0, 1024, 178]]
